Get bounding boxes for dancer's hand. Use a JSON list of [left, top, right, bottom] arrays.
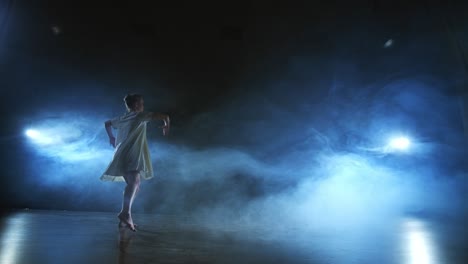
[[110, 136, 116, 148], [161, 124, 170, 136], [152, 113, 170, 136], [161, 116, 170, 136]]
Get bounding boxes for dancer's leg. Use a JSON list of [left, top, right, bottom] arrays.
[[118, 171, 141, 231]]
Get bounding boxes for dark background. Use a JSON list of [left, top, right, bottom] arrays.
[[1, 0, 467, 222]]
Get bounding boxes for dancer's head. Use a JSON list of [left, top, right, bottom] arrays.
[[124, 94, 144, 112]]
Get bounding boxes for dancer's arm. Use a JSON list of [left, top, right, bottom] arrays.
[[104, 120, 116, 147]]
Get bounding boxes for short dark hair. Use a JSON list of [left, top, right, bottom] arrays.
[[123, 94, 143, 111]]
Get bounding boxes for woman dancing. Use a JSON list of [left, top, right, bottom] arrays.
[[101, 94, 170, 231]]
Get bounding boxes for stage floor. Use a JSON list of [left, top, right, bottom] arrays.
[[0, 210, 467, 264]]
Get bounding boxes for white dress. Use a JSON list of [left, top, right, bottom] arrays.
[[101, 111, 153, 182]]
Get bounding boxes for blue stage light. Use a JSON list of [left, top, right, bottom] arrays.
[[23, 117, 113, 163], [24, 128, 54, 145], [25, 129, 39, 138], [388, 136, 411, 151]]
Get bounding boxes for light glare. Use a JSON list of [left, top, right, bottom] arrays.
[[403, 218, 438, 264], [25, 129, 40, 138], [0, 214, 27, 264], [25, 128, 54, 145], [24, 119, 108, 162], [389, 136, 410, 151]]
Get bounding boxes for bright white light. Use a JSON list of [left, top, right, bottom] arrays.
[[24, 128, 54, 145], [403, 218, 438, 264], [389, 136, 410, 151], [0, 214, 27, 264], [384, 39, 394, 48], [24, 120, 107, 162], [25, 129, 40, 138]]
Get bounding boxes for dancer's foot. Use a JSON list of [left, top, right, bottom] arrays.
[[118, 221, 137, 232], [118, 213, 136, 232]]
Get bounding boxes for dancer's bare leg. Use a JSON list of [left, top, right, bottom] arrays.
[[125, 185, 140, 227], [118, 170, 141, 231]]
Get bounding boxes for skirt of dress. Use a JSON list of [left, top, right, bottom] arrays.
[[100, 126, 153, 182]]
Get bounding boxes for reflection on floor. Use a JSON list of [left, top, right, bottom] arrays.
[[0, 210, 466, 264]]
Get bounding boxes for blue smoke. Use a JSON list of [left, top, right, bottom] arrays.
[[15, 56, 467, 232], [20, 74, 468, 226], [24, 114, 110, 162]]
